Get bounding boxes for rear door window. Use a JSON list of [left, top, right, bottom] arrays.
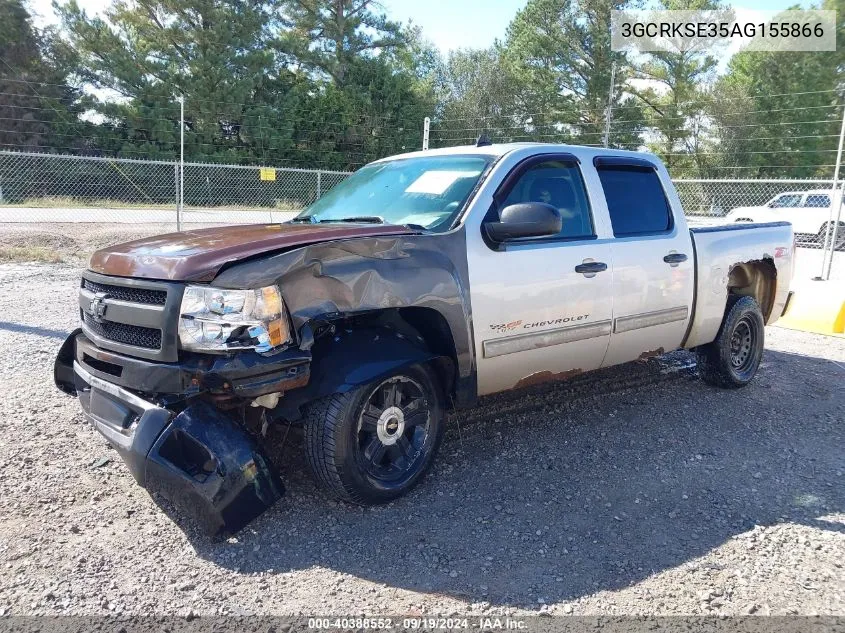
[[596, 166, 672, 236], [803, 194, 830, 208]]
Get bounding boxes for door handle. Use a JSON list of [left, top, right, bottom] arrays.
[[663, 253, 688, 264], [574, 262, 608, 274]]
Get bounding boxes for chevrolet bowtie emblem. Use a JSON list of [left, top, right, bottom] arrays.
[[89, 292, 109, 323]]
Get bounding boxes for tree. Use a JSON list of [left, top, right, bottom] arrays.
[[57, 0, 289, 160], [501, 0, 645, 149], [430, 47, 522, 146], [632, 0, 727, 176], [55, 0, 430, 167], [705, 0, 844, 178], [0, 0, 82, 152], [277, 0, 404, 88]]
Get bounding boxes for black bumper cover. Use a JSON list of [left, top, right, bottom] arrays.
[[56, 331, 284, 536]]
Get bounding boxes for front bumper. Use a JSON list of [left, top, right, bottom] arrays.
[[56, 332, 285, 535]]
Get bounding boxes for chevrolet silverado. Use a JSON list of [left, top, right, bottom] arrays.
[[55, 142, 796, 535]]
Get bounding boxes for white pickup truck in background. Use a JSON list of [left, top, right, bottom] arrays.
[[724, 189, 844, 249]]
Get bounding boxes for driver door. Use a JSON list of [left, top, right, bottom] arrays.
[[465, 155, 614, 395]]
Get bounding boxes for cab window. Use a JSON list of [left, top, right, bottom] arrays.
[[596, 165, 672, 236], [500, 160, 594, 240], [770, 194, 802, 208], [803, 194, 830, 208]]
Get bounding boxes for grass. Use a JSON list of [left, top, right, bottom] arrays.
[[0, 246, 66, 263], [0, 196, 306, 211]]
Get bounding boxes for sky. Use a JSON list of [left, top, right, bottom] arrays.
[[27, 0, 819, 55], [379, 0, 528, 52]]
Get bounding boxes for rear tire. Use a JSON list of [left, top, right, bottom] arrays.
[[817, 222, 845, 251], [303, 363, 446, 504], [696, 295, 765, 389]]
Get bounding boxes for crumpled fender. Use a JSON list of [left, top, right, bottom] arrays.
[[211, 230, 476, 405], [274, 327, 443, 421]]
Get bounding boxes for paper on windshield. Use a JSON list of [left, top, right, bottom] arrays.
[[405, 170, 477, 195]]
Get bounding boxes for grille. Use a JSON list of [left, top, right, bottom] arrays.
[[83, 313, 162, 350], [82, 278, 167, 305]]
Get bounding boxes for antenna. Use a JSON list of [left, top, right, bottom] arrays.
[[476, 133, 492, 147]]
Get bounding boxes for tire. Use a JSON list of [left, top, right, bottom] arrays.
[[817, 222, 845, 251], [696, 295, 765, 389], [303, 363, 446, 504]]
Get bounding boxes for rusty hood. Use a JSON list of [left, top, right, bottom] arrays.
[[88, 223, 416, 282]]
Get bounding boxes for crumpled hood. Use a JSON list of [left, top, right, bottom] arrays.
[[88, 223, 415, 282]]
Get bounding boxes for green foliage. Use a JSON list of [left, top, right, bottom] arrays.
[[501, 0, 644, 148], [278, 0, 405, 86], [705, 0, 844, 178], [631, 0, 725, 176], [429, 47, 521, 145], [3, 0, 840, 178], [53, 0, 426, 167], [0, 0, 84, 152]]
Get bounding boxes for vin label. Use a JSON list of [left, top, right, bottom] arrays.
[[611, 9, 836, 53]]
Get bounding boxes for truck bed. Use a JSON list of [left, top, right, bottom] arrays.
[[685, 221, 794, 349]]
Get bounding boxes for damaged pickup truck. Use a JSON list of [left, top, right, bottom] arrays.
[[55, 142, 795, 535]]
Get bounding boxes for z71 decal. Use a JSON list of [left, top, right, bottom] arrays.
[[490, 314, 589, 333]]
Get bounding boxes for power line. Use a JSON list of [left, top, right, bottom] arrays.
[[431, 89, 842, 123]]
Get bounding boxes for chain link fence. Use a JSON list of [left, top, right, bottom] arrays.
[[0, 151, 841, 266], [675, 179, 844, 250], [0, 151, 351, 225]]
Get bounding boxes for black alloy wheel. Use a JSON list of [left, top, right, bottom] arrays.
[[303, 363, 445, 504], [355, 376, 433, 484]]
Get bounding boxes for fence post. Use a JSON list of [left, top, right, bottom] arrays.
[[177, 94, 185, 231], [174, 162, 179, 225], [820, 100, 845, 280], [603, 62, 617, 149], [423, 117, 430, 151]]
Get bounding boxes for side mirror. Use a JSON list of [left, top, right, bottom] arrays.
[[483, 202, 562, 243]]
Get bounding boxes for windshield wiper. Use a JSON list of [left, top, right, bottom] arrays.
[[292, 215, 427, 231], [317, 216, 385, 224]]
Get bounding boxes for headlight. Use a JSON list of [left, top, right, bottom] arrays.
[[178, 285, 291, 353]]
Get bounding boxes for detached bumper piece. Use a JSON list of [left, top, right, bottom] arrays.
[[65, 356, 283, 536]]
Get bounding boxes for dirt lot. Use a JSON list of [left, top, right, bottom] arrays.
[[0, 262, 842, 617]]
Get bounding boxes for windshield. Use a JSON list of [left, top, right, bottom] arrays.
[[295, 155, 491, 231]]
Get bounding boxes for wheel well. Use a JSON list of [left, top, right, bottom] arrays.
[[395, 307, 458, 402], [315, 307, 459, 402], [727, 259, 777, 321], [819, 220, 845, 234]]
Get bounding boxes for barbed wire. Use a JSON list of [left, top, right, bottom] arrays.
[[430, 89, 842, 123], [2, 70, 841, 176]]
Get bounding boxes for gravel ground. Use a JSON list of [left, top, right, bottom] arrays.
[[0, 262, 842, 618]]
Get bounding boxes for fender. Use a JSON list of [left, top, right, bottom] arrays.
[[211, 230, 476, 401], [274, 327, 444, 422]]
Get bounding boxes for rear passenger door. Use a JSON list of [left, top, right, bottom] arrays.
[[593, 158, 694, 367]]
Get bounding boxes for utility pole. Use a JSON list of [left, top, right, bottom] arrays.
[[422, 117, 431, 151], [820, 99, 845, 281], [178, 95, 184, 231], [603, 62, 617, 149]]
